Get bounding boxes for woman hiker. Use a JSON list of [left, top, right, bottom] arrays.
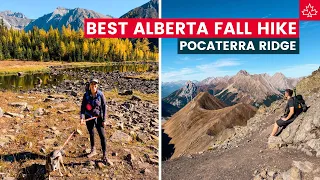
[[80, 78, 108, 161]]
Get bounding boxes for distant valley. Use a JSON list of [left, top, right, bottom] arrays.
[[162, 70, 301, 118]]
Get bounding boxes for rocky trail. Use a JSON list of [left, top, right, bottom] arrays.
[[0, 69, 159, 179], [163, 77, 320, 180]]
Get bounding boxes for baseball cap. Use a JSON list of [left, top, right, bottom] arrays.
[[90, 78, 99, 84]]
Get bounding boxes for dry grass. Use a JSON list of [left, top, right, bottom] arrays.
[[296, 68, 320, 96], [125, 72, 158, 80], [103, 89, 158, 104], [0, 60, 128, 75], [134, 90, 158, 103]]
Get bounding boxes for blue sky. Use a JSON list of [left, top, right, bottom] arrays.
[[161, 0, 320, 82], [0, 0, 149, 19]]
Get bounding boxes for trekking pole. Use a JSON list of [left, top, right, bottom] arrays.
[[83, 116, 97, 122], [58, 117, 97, 151], [59, 131, 75, 151], [294, 87, 297, 97]]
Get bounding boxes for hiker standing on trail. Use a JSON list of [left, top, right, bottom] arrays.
[[80, 78, 108, 161], [270, 89, 298, 136]]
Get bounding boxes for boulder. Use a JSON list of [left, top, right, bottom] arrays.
[[4, 112, 24, 118], [292, 161, 314, 173], [131, 95, 142, 101], [25, 105, 34, 112], [119, 90, 133, 95], [124, 153, 135, 166], [44, 98, 55, 102], [136, 133, 149, 143], [36, 77, 43, 85], [0, 135, 13, 147], [275, 99, 320, 156], [8, 102, 28, 109], [268, 136, 283, 149], [17, 72, 24, 76], [71, 91, 78, 97], [97, 162, 105, 169], [3, 177, 15, 180], [110, 130, 132, 143], [48, 95, 66, 99], [281, 167, 301, 180], [0, 107, 3, 117], [34, 108, 45, 117], [140, 168, 152, 175], [122, 102, 134, 111]]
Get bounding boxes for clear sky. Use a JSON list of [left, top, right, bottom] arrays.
[[0, 0, 149, 19], [161, 0, 320, 82]]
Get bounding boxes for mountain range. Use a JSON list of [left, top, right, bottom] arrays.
[[24, 7, 110, 32], [121, 0, 158, 18], [0, 0, 159, 31], [163, 81, 198, 109], [162, 67, 320, 180], [162, 92, 257, 159], [0, 11, 31, 29], [162, 80, 199, 98], [162, 70, 301, 118]]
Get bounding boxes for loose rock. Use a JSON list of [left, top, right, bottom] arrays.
[[110, 130, 132, 143]]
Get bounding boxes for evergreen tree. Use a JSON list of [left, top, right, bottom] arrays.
[[0, 25, 158, 62]]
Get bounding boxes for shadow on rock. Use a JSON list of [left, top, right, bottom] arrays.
[[0, 152, 46, 163], [162, 129, 175, 161], [64, 161, 87, 168], [17, 163, 46, 180]]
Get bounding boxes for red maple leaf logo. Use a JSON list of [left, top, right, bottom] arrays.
[[302, 3, 318, 17]]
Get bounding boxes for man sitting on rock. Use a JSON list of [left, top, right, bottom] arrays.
[[270, 89, 298, 136]]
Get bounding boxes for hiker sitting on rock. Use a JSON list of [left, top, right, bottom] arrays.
[[80, 78, 108, 161], [270, 89, 298, 136]]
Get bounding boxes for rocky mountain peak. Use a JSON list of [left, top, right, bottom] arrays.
[[0, 11, 27, 19], [11, 12, 27, 19], [52, 7, 69, 16], [25, 7, 108, 31], [0, 11, 31, 29], [185, 80, 195, 88], [162, 80, 198, 109], [200, 76, 230, 85], [180, 81, 197, 98], [272, 72, 285, 78], [56, 6, 68, 10], [120, 0, 158, 18], [237, 70, 250, 76], [162, 91, 255, 159]]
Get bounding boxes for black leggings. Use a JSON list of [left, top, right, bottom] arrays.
[[85, 117, 106, 153], [276, 117, 296, 127]]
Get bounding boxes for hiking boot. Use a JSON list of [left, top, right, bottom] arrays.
[[275, 126, 284, 136], [102, 152, 107, 161], [87, 148, 97, 158], [102, 154, 113, 166]]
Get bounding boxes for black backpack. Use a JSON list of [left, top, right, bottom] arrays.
[[293, 88, 308, 114], [85, 82, 90, 93]]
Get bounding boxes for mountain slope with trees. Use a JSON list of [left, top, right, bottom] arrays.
[[0, 23, 157, 62]]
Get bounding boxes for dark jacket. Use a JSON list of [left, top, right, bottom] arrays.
[[80, 90, 107, 122]]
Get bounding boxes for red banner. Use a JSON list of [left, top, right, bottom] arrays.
[[300, 0, 320, 20], [84, 18, 299, 38]]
